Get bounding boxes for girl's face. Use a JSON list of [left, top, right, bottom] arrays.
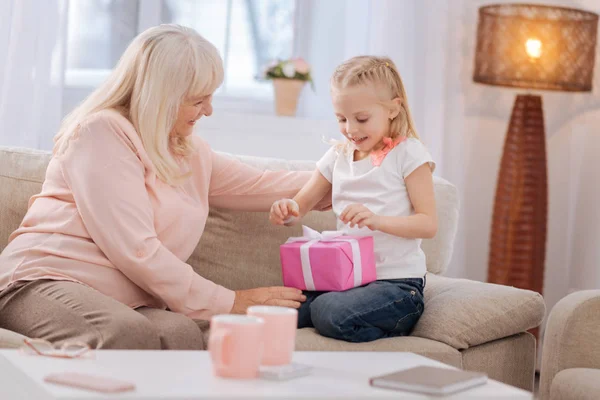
[[332, 85, 399, 156], [171, 94, 213, 138]]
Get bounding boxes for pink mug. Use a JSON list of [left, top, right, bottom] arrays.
[[208, 315, 265, 379], [247, 306, 298, 366]]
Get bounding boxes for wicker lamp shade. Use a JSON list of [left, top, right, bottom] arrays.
[[472, 4, 598, 338], [474, 4, 598, 91]]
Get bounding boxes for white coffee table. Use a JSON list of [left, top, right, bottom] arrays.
[[0, 350, 532, 399]]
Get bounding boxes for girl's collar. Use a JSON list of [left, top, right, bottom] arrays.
[[369, 136, 406, 166]]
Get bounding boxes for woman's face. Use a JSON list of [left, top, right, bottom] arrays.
[[171, 94, 213, 138]]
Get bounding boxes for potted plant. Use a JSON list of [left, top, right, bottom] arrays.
[[262, 58, 313, 116]]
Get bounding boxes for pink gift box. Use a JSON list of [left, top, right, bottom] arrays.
[[280, 227, 377, 292]]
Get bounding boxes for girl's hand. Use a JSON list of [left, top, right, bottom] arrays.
[[269, 199, 300, 226], [340, 203, 381, 230]]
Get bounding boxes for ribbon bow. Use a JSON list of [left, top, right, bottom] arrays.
[[370, 136, 406, 166], [300, 225, 345, 240]]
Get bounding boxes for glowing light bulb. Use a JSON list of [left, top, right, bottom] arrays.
[[526, 39, 542, 59]]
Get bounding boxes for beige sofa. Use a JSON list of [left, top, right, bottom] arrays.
[[540, 290, 600, 400], [0, 146, 545, 390]]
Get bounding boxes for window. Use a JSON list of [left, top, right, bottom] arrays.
[[164, 0, 296, 98], [65, 0, 297, 104], [66, 0, 138, 87]]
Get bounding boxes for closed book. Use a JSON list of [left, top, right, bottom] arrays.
[[369, 366, 488, 396]]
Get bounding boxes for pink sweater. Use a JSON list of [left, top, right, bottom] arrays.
[[0, 109, 316, 319]]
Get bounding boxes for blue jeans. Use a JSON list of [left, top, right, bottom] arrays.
[[297, 277, 425, 343]]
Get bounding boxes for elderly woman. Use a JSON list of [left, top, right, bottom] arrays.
[[0, 25, 325, 350]]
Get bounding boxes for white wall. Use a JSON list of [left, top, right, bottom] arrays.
[[194, 111, 337, 161]]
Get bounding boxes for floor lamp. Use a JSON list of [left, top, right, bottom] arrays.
[[472, 4, 598, 337]]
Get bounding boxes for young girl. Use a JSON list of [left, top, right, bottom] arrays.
[[269, 56, 437, 343]]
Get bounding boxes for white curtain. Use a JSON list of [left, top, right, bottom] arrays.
[[0, 0, 68, 150]]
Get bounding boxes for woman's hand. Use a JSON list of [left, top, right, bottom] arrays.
[[231, 287, 307, 314], [340, 203, 381, 230], [269, 199, 300, 226]]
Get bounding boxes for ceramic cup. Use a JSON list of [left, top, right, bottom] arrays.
[[208, 314, 265, 379], [247, 306, 298, 366]]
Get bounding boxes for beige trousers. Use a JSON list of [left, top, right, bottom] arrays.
[[0, 280, 205, 350]]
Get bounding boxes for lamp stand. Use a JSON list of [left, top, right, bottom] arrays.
[[487, 94, 548, 339]]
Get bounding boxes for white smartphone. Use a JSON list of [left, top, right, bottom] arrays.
[[44, 372, 136, 393], [260, 363, 312, 381]]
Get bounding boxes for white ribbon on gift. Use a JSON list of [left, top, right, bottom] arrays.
[[285, 226, 362, 291]]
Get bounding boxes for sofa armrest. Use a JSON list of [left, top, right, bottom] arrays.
[[411, 274, 546, 350], [540, 290, 600, 400]]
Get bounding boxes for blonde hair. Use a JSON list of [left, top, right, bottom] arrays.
[[330, 55, 419, 141], [54, 24, 224, 186]]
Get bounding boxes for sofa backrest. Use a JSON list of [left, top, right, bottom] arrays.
[[0, 147, 459, 290], [0, 147, 52, 252]]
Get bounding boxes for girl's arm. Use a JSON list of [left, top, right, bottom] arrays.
[[342, 164, 437, 238], [379, 163, 437, 238], [270, 169, 332, 225], [293, 169, 332, 218]]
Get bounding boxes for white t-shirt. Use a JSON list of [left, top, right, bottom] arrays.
[[316, 138, 435, 280]]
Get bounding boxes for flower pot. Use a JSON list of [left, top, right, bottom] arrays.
[[272, 79, 305, 116]]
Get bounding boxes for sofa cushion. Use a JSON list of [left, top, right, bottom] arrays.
[[0, 147, 51, 252], [550, 368, 600, 400], [295, 328, 462, 368], [190, 207, 336, 291], [540, 290, 600, 400], [461, 332, 535, 391], [188, 153, 335, 291], [197, 321, 461, 367], [420, 177, 458, 275], [411, 274, 546, 349]]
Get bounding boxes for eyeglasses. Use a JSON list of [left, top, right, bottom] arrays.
[[20, 338, 93, 359]]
